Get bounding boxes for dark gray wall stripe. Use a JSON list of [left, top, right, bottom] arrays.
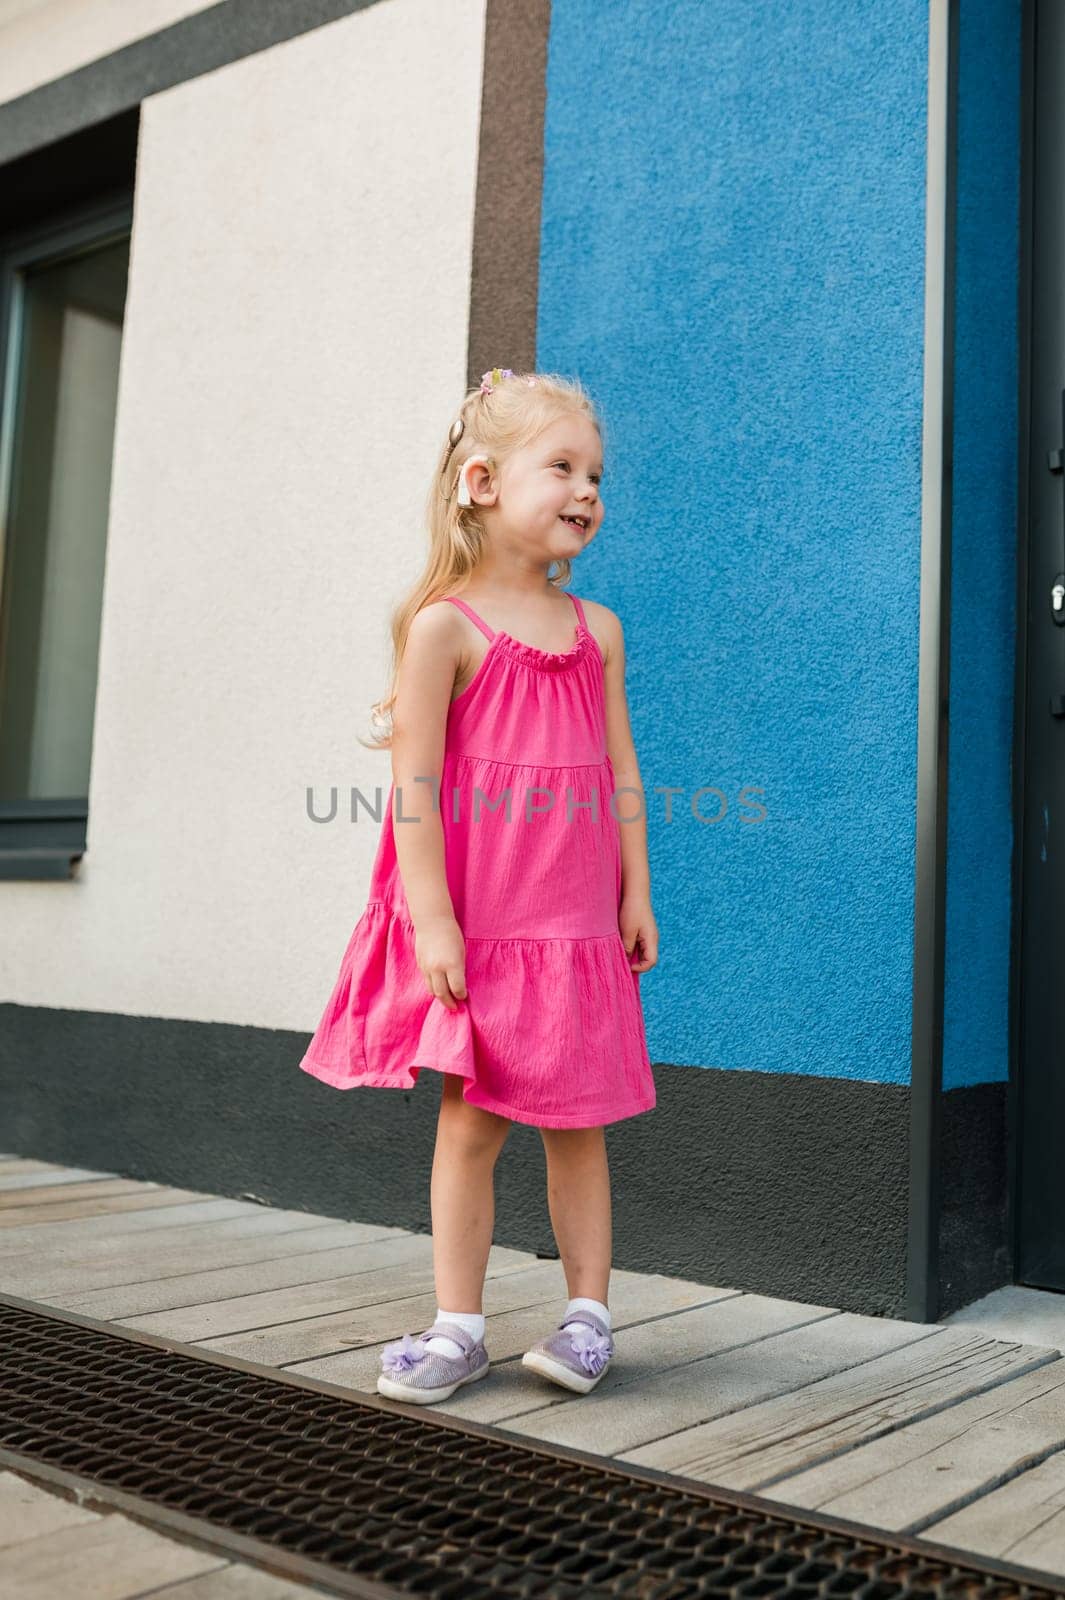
[[0, 0, 386, 167], [466, 0, 549, 386], [5, 1016, 1006, 1316], [0, 1003, 912, 1317]]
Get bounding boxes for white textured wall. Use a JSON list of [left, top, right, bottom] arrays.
[[1, 0, 485, 1028], [0, 0, 219, 104]]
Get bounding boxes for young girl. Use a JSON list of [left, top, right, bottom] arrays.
[[299, 367, 658, 1405]]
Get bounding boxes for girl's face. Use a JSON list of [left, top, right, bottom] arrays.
[[490, 414, 604, 556]]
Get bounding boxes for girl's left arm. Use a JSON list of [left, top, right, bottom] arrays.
[[598, 606, 658, 974]]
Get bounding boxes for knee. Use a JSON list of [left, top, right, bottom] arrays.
[[439, 1076, 510, 1157], [540, 1125, 605, 1154]]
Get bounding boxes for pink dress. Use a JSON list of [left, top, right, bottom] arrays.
[[298, 589, 656, 1128]]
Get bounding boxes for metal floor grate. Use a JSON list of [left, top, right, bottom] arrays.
[[1, 1291, 1062, 1600]]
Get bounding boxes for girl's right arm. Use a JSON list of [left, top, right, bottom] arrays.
[[389, 602, 468, 1010]]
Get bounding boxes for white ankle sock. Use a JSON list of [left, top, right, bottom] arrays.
[[562, 1296, 611, 1332], [424, 1307, 485, 1358]]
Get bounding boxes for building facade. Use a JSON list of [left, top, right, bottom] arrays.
[[0, 0, 1047, 1323]]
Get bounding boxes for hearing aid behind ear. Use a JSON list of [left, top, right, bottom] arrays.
[[456, 453, 492, 508]]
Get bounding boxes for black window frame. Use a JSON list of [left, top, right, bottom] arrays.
[[0, 190, 133, 880]]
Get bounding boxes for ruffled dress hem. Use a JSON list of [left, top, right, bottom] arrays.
[[298, 1052, 656, 1129], [297, 898, 656, 1130]]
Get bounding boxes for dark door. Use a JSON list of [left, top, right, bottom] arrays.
[[1016, 0, 1065, 1287]]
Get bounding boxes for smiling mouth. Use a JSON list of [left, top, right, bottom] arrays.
[[560, 515, 590, 530]]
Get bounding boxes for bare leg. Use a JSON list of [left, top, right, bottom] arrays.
[[430, 1072, 511, 1311], [539, 1125, 612, 1305]]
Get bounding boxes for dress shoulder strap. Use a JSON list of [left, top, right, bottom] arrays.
[[566, 591, 589, 633], [443, 595, 495, 641], [443, 590, 586, 640]]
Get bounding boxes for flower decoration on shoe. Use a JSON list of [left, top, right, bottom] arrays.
[[380, 1332, 429, 1373], [567, 1323, 613, 1376]]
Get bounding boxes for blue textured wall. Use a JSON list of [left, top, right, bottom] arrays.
[[942, 0, 1020, 1091], [538, 1, 929, 1084]]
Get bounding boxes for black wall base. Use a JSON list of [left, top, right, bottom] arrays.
[[938, 1081, 1010, 1316], [0, 1004, 1007, 1320]]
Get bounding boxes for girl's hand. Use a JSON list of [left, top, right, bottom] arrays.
[[414, 914, 468, 1010], [620, 895, 658, 974]]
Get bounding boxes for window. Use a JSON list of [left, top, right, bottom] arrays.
[[0, 198, 131, 879]]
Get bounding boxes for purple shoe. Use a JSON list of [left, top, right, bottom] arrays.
[[521, 1308, 614, 1394], [376, 1320, 490, 1404]]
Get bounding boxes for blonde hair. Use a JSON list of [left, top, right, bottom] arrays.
[[360, 368, 604, 750]]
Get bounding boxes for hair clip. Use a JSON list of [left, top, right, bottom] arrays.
[[480, 367, 513, 395]]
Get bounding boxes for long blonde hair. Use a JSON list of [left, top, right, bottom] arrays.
[[361, 369, 605, 750]]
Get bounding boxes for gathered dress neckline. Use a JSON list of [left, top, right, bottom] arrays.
[[447, 592, 597, 676], [491, 625, 594, 669]]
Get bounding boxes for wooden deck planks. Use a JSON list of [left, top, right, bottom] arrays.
[[109, 1237, 537, 1342], [761, 1359, 1065, 1532], [1, 1214, 394, 1299], [9, 1157, 1065, 1583], [621, 1326, 1059, 1488], [57, 1234, 530, 1325], [471, 1307, 928, 1451], [0, 1167, 126, 1192], [925, 1447, 1065, 1569]]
